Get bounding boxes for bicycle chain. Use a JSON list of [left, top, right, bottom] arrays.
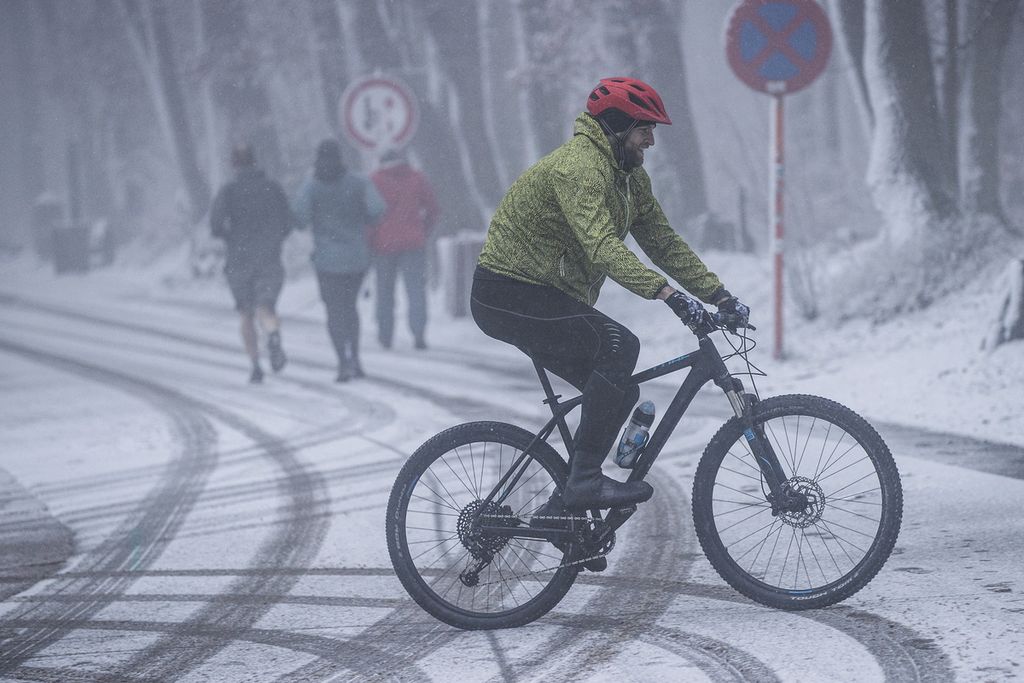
[[466, 512, 614, 583]]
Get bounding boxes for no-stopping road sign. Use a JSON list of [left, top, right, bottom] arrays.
[[340, 76, 418, 152], [726, 0, 832, 95]]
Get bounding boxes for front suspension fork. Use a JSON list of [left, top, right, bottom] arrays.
[[726, 389, 789, 495]]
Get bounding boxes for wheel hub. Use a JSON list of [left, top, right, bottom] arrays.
[[778, 476, 826, 528]]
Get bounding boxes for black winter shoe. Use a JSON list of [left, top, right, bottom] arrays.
[[529, 493, 607, 572], [268, 331, 287, 372], [562, 472, 653, 511], [562, 449, 653, 511], [249, 364, 264, 384]]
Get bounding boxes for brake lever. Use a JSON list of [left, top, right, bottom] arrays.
[[713, 312, 756, 333]]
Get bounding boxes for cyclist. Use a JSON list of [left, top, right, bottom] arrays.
[[471, 77, 750, 514]]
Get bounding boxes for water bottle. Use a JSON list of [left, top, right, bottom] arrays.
[[614, 401, 655, 468]]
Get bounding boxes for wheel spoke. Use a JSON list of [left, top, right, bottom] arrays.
[[394, 430, 570, 618]]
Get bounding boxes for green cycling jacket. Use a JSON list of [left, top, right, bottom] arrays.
[[478, 112, 723, 306]]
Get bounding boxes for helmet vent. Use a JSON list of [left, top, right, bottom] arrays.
[[628, 92, 654, 112]]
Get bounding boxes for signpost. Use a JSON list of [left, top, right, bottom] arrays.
[[725, 0, 831, 359], [339, 76, 418, 153]]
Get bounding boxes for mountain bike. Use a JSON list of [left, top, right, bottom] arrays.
[[386, 312, 903, 629]]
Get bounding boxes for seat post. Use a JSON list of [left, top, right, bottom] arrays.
[[532, 357, 578, 466]]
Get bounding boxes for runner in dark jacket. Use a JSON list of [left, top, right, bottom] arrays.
[[210, 145, 291, 383]]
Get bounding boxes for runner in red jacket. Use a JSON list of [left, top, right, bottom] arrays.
[[369, 150, 440, 350]]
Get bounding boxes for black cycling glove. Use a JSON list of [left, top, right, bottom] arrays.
[[664, 291, 710, 325], [710, 288, 751, 328], [717, 296, 750, 320]]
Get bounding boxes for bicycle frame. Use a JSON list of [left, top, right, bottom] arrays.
[[480, 329, 791, 541]]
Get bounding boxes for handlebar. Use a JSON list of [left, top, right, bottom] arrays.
[[688, 310, 756, 336]]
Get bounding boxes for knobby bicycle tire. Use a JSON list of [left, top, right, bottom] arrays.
[[692, 394, 902, 610], [386, 421, 578, 629]]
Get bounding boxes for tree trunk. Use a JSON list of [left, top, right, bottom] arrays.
[[477, 0, 512, 190], [150, 2, 210, 221], [120, 0, 210, 222], [943, 0, 959, 190], [863, 0, 957, 248], [0, 0, 43, 247], [420, 0, 505, 210], [828, 0, 874, 137], [508, 2, 540, 170], [982, 258, 1024, 349], [635, 0, 710, 230], [193, 0, 222, 191], [307, 0, 350, 130], [518, 0, 573, 156], [959, 0, 1020, 229]]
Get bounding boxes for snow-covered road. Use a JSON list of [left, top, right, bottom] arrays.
[[1, 274, 1022, 682]]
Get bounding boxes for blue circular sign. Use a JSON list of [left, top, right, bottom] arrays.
[[726, 0, 832, 95]]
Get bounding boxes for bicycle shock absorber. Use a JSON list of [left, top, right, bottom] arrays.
[[735, 392, 788, 493], [723, 378, 748, 419]]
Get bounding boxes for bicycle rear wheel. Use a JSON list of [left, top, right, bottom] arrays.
[[386, 421, 578, 629], [692, 394, 902, 609]]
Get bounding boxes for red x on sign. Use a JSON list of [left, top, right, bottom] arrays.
[[726, 0, 832, 95]]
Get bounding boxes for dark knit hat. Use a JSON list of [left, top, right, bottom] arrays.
[[314, 139, 344, 182]]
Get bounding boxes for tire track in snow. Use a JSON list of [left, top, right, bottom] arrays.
[[105, 396, 332, 681], [0, 617, 427, 682], [0, 337, 332, 681], [5, 576, 952, 681], [0, 338, 218, 674]]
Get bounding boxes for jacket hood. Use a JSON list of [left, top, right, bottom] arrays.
[[573, 112, 623, 171]]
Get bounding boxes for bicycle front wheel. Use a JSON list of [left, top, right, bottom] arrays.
[[692, 394, 902, 610], [386, 422, 578, 629]]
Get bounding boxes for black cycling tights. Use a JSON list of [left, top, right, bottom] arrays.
[[471, 268, 640, 457]]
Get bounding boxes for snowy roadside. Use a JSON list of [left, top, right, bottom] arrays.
[[2, 246, 1022, 451]]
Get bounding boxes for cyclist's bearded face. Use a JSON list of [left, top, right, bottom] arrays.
[[622, 125, 655, 170]]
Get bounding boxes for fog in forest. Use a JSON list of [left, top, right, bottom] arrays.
[[1, 0, 1022, 323]]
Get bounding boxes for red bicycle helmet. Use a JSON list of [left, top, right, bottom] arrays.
[[587, 77, 672, 125]]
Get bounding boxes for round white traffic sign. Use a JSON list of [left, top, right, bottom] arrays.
[[340, 77, 418, 152]]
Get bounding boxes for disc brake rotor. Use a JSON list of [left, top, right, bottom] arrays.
[[778, 476, 826, 528]]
